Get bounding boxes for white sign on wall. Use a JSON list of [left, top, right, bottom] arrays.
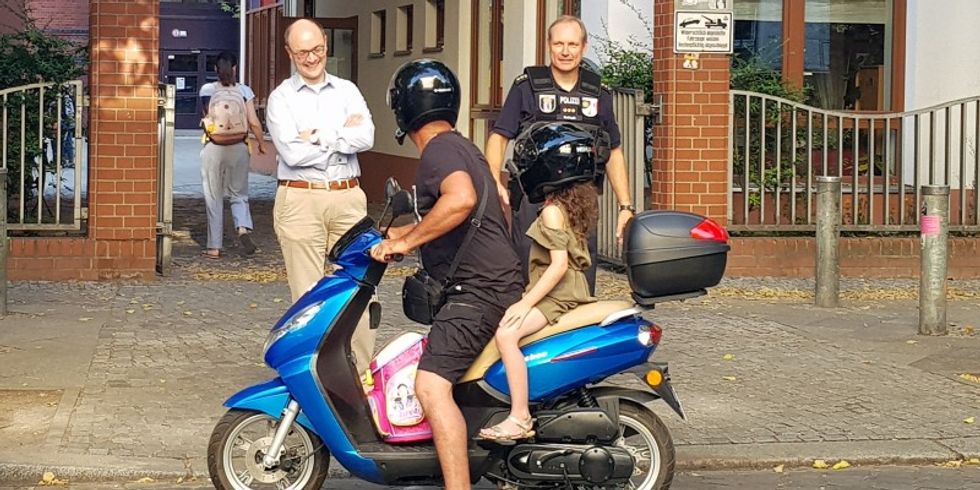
[[674, 11, 734, 54], [675, 0, 731, 9]]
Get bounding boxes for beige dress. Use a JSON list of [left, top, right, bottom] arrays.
[[525, 206, 597, 324]]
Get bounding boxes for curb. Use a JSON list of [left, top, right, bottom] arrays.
[[2, 439, 977, 484]]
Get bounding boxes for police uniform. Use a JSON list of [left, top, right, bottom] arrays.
[[491, 66, 622, 292]]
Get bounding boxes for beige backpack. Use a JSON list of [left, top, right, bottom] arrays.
[[202, 84, 248, 145]]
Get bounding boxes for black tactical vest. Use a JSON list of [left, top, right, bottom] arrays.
[[516, 66, 609, 190], [518, 65, 605, 134]]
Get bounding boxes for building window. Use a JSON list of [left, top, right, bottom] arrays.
[[470, 0, 505, 148], [424, 0, 445, 52], [804, 0, 890, 110], [734, 0, 898, 111], [395, 5, 414, 55], [733, 0, 784, 70], [370, 9, 386, 57]]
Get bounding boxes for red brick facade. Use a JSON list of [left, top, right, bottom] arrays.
[[8, 0, 160, 280], [728, 237, 980, 279], [27, 0, 89, 44], [651, 1, 729, 224]]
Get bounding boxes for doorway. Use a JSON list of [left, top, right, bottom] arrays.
[[162, 50, 224, 129]]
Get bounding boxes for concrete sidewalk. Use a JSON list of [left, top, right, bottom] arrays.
[[1, 271, 978, 484], [1, 196, 979, 484]]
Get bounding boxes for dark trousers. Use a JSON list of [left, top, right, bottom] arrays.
[[511, 195, 598, 295]]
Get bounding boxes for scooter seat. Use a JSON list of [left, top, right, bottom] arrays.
[[459, 300, 634, 383]]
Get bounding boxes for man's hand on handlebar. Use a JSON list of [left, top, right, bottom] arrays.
[[370, 239, 410, 263], [386, 224, 416, 241]]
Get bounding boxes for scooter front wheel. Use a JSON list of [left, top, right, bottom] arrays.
[[207, 409, 330, 490]]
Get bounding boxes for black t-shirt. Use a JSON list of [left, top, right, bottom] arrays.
[[416, 131, 522, 299], [491, 73, 622, 148]]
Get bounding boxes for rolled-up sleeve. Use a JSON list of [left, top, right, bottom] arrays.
[[266, 89, 327, 168]]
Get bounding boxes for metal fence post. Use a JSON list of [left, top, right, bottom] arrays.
[[0, 167, 7, 317], [919, 185, 949, 335], [815, 176, 841, 308]]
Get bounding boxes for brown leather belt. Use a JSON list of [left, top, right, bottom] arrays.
[[278, 178, 359, 190]]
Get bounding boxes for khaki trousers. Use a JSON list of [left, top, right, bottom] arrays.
[[273, 185, 377, 374]]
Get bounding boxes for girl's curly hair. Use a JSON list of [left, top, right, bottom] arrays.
[[547, 181, 598, 243]]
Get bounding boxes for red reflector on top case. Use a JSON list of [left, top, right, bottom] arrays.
[[690, 218, 729, 242]]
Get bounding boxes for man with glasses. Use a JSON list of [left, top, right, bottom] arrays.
[[266, 18, 376, 375]]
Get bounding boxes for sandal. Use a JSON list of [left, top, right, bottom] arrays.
[[201, 250, 221, 259], [478, 415, 535, 442]]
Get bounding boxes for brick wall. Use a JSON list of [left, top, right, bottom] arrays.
[[27, 0, 89, 44], [728, 237, 980, 279], [8, 0, 160, 280], [651, 1, 729, 224]]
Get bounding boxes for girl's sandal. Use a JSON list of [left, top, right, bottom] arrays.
[[478, 416, 535, 442]]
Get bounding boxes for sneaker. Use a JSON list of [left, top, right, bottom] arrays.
[[239, 231, 257, 255]]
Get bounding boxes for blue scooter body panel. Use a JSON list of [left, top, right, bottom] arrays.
[[224, 378, 316, 433], [482, 317, 655, 399]]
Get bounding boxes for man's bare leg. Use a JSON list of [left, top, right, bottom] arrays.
[[415, 369, 470, 490]]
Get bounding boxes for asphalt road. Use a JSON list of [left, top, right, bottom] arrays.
[[5, 465, 980, 489]]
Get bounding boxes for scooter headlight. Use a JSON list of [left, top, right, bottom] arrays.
[[264, 302, 324, 354]]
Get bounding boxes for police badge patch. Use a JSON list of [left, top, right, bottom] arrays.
[[538, 94, 557, 113], [582, 97, 598, 117]]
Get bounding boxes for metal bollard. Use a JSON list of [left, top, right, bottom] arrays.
[[0, 167, 7, 317], [815, 176, 841, 308], [919, 185, 949, 335]]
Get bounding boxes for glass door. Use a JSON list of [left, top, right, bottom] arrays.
[[162, 50, 224, 129]]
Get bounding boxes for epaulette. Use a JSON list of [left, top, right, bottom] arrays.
[[600, 83, 612, 93], [513, 73, 529, 85], [524, 65, 555, 92]]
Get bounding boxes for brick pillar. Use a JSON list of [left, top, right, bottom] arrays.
[[88, 0, 159, 277], [651, 2, 730, 224]]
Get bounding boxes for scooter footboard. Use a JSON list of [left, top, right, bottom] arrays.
[[225, 377, 318, 434]]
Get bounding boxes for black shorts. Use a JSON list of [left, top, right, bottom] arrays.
[[418, 292, 513, 384]]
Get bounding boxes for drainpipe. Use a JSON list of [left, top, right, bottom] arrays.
[[239, 0, 247, 84]]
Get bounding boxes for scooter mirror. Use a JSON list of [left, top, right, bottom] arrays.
[[390, 189, 415, 218], [384, 177, 402, 201]]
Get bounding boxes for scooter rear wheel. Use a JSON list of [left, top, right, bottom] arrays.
[[207, 409, 330, 490], [614, 402, 675, 490]]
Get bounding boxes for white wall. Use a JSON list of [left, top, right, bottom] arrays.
[[581, 0, 653, 65], [903, 0, 980, 188], [905, 0, 980, 110], [501, 0, 538, 85], [313, 0, 470, 158]]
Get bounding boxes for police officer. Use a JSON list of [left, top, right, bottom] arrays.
[[485, 14, 635, 292]]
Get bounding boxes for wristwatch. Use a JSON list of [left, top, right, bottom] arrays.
[[619, 204, 636, 213]]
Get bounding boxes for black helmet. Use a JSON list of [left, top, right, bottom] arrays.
[[387, 59, 461, 145], [512, 122, 611, 204]]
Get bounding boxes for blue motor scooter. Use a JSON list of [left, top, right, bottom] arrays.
[[207, 179, 726, 490]]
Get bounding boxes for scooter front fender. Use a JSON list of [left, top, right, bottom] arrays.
[[225, 378, 318, 434]]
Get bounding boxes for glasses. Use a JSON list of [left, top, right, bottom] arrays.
[[288, 45, 326, 60]]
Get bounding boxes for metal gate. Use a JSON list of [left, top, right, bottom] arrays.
[[729, 90, 980, 232], [156, 84, 176, 275], [0, 80, 86, 231], [597, 88, 657, 264]]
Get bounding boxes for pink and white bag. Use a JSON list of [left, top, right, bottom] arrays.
[[365, 332, 433, 443]]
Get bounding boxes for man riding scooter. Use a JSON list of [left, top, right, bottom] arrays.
[[371, 59, 523, 490]]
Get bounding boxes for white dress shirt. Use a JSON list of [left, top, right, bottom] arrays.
[[266, 72, 375, 182]]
